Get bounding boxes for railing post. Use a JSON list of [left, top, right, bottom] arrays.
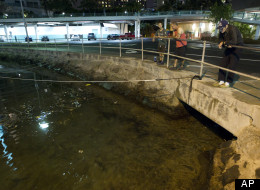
[[99, 38, 101, 55], [167, 38, 170, 68], [67, 38, 69, 51], [120, 38, 122, 57], [141, 37, 144, 61], [55, 39, 57, 52], [200, 41, 206, 77], [82, 37, 84, 54], [45, 40, 47, 51]]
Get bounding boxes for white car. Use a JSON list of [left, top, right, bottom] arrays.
[[71, 35, 80, 41]]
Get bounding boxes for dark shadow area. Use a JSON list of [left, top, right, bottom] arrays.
[[181, 100, 236, 141]]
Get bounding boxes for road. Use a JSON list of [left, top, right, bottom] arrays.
[[63, 38, 260, 79]]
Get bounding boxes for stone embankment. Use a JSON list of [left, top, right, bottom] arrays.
[[1, 49, 260, 189]]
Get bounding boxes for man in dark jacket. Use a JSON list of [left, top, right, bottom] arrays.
[[213, 19, 243, 88]]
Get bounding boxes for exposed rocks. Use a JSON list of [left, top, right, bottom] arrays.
[[210, 126, 260, 189], [255, 168, 260, 178], [222, 165, 240, 186]]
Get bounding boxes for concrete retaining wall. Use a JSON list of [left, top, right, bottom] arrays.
[[1, 49, 260, 137]]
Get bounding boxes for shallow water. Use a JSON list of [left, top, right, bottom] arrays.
[[0, 62, 224, 190]]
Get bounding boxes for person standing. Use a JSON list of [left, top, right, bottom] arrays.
[[171, 23, 187, 69], [153, 22, 167, 65], [214, 19, 243, 88]]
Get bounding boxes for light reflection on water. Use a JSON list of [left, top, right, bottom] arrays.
[[0, 125, 14, 167], [37, 111, 51, 130], [0, 63, 225, 190]]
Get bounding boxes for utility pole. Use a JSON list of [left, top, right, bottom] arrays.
[[19, 0, 29, 43]]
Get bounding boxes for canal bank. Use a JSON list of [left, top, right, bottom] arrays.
[[1, 49, 260, 188]]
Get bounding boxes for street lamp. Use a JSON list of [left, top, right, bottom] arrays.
[[19, 0, 29, 43]]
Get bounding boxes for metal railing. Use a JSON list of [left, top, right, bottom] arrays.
[[233, 12, 260, 21], [0, 37, 260, 84]]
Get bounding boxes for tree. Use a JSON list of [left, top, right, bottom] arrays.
[[80, 0, 99, 13], [183, 0, 222, 10], [233, 22, 256, 39], [0, 2, 12, 17], [158, 0, 175, 11], [141, 23, 155, 37], [209, 2, 233, 24], [124, 1, 142, 12], [209, 1, 233, 36], [40, 0, 76, 14]]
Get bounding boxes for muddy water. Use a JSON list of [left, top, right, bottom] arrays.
[[0, 62, 224, 190]]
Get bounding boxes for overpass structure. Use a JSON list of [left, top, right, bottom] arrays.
[[0, 11, 210, 41], [1, 10, 260, 40]]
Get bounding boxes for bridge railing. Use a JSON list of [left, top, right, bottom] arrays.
[[0, 37, 260, 89], [233, 12, 260, 21]]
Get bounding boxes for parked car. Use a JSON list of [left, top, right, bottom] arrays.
[[41, 36, 49, 41], [107, 34, 120, 40], [88, 33, 96, 40], [119, 33, 135, 40], [25, 36, 33, 42], [71, 34, 80, 41]]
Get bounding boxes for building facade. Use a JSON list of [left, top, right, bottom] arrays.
[[71, 0, 147, 9], [146, 0, 185, 10], [95, 0, 147, 8]]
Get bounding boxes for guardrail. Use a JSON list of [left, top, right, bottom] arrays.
[[233, 12, 260, 21], [0, 37, 260, 84]]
